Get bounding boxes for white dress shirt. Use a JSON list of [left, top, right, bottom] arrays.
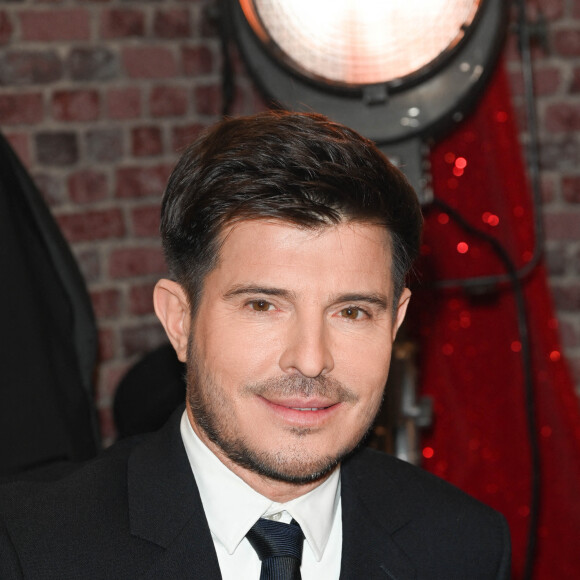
[[180, 412, 342, 579]]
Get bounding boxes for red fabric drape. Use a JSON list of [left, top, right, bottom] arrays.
[[410, 63, 580, 579]]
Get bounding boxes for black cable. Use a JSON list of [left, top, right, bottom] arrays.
[[426, 197, 541, 580], [217, 0, 235, 118], [427, 0, 544, 293]]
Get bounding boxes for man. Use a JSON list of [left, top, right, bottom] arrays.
[[0, 111, 510, 579]]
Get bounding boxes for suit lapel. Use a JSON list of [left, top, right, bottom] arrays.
[[125, 411, 418, 579], [127, 407, 222, 579], [339, 450, 417, 580]]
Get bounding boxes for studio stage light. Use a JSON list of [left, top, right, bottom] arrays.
[[228, 0, 508, 201]]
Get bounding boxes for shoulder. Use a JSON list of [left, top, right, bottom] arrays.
[[0, 435, 139, 514], [0, 435, 150, 578], [343, 446, 501, 520], [340, 447, 511, 578]]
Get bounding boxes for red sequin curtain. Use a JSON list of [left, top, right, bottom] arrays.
[[409, 63, 580, 578]]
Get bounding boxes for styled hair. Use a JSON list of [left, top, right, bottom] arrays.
[[161, 110, 423, 312]]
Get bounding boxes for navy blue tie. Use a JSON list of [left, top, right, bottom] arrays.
[[246, 518, 304, 580]]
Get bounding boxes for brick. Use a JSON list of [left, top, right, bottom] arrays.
[[96, 405, 116, 445], [559, 320, 579, 349], [115, 165, 171, 199], [194, 83, 220, 116], [182, 44, 214, 75], [540, 140, 580, 171], [68, 169, 109, 204], [109, 246, 167, 278], [131, 204, 161, 237], [36, 132, 78, 166], [228, 47, 249, 77], [551, 284, 580, 311], [129, 282, 156, 315], [5, 133, 30, 166], [545, 103, 580, 132], [57, 208, 126, 242], [526, 0, 564, 20], [97, 327, 116, 362], [562, 176, 580, 203], [33, 172, 65, 207], [90, 288, 122, 319], [544, 212, 580, 240], [0, 51, 62, 85], [67, 47, 118, 82], [540, 173, 556, 204], [171, 123, 206, 152], [106, 87, 141, 120], [0, 11, 13, 45], [131, 126, 163, 157], [121, 321, 168, 357], [74, 248, 101, 283], [534, 67, 561, 96], [86, 128, 123, 163], [0, 93, 43, 125], [553, 29, 580, 57], [150, 85, 188, 117], [228, 84, 251, 116], [571, 67, 580, 94], [101, 9, 145, 39], [545, 243, 567, 276], [573, 246, 580, 275], [153, 9, 191, 38], [122, 47, 177, 79], [200, 5, 219, 38], [20, 10, 90, 42], [198, 83, 246, 116], [52, 89, 99, 122]]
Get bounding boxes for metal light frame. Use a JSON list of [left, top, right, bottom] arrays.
[[227, 0, 509, 201]]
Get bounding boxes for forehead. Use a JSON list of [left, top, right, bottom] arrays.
[[209, 219, 394, 294]]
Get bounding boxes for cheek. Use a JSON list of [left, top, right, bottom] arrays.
[[334, 335, 393, 388], [196, 319, 279, 385]]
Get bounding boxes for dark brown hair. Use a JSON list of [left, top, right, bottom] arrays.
[[161, 110, 422, 311]]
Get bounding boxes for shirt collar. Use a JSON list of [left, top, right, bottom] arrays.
[[180, 411, 340, 561]]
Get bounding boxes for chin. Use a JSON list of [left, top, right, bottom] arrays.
[[218, 434, 362, 484]]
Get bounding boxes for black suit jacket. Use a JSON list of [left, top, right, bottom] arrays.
[[0, 409, 510, 579]]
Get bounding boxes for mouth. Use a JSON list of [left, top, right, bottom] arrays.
[[258, 396, 342, 427]]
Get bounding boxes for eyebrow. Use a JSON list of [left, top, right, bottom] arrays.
[[223, 285, 389, 310], [336, 294, 389, 310], [223, 285, 296, 300]]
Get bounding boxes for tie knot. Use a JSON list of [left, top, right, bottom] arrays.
[[246, 518, 305, 562]]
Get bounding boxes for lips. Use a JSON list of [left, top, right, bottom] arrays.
[[265, 396, 336, 410], [257, 396, 341, 427]]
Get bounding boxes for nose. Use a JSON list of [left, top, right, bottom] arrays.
[[278, 314, 334, 378]]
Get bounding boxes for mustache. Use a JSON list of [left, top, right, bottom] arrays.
[[243, 375, 359, 404]]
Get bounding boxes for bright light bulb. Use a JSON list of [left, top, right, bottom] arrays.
[[241, 0, 481, 85]]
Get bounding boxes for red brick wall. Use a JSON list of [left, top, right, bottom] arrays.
[[0, 0, 578, 443]]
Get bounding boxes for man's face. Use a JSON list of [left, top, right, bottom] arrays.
[[178, 220, 410, 489]]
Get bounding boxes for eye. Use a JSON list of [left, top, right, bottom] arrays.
[[249, 300, 274, 312], [339, 306, 367, 320]]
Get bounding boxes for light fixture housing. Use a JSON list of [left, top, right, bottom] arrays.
[[230, 0, 508, 146]]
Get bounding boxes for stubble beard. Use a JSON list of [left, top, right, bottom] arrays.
[[185, 337, 380, 485]]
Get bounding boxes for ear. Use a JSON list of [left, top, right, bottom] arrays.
[[153, 279, 191, 362], [392, 287, 411, 340]]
